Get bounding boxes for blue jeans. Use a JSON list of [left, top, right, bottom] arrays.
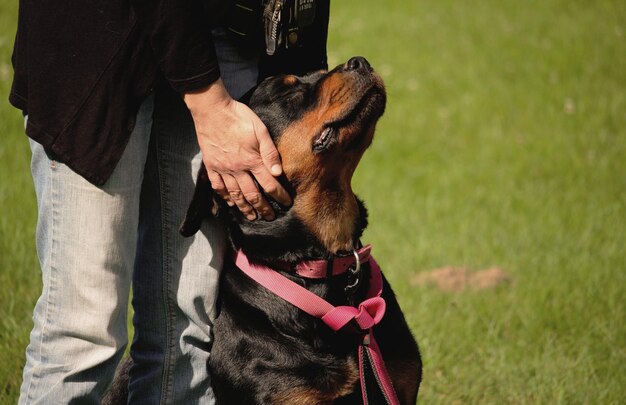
[[19, 29, 258, 404]]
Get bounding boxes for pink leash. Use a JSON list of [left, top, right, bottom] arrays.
[[235, 246, 400, 405]]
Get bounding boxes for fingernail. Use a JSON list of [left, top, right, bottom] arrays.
[[247, 213, 257, 221], [271, 164, 282, 176]]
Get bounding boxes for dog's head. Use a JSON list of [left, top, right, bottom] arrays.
[[182, 57, 386, 256]]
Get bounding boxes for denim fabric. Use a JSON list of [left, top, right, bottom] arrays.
[[20, 95, 154, 404], [19, 29, 258, 404]]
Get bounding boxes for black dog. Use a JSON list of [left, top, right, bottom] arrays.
[[104, 57, 421, 405], [181, 57, 421, 404]]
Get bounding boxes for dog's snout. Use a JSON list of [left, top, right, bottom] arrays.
[[345, 56, 372, 73]]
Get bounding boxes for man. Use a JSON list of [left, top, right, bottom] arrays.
[[10, 0, 329, 403]]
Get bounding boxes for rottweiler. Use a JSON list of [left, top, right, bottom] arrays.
[[103, 57, 421, 405], [181, 56, 422, 404]]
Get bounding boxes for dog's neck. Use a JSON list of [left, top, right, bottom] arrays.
[[223, 195, 368, 265], [291, 187, 363, 253]]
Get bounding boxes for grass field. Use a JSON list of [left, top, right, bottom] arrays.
[[1, 0, 625, 403]]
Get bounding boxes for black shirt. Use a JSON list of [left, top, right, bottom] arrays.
[[10, 0, 329, 186]]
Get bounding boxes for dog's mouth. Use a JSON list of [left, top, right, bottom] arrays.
[[331, 84, 386, 128]]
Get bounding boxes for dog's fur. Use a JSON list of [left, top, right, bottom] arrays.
[[104, 57, 421, 405]]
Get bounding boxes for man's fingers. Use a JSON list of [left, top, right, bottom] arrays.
[[222, 175, 257, 221], [234, 174, 275, 221], [250, 166, 292, 208], [207, 170, 233, 206]]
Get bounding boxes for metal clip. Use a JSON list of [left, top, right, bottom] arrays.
[[345, 249, 362, 296], [351, 249, 361, 275]]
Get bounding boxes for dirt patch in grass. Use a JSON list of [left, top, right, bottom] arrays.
[[411, 267, 511, 292]]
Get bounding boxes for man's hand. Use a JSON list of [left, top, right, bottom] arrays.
[[184, 79, 292, 221]]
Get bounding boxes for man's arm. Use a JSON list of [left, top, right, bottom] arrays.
[[131, 0, 291, 219]]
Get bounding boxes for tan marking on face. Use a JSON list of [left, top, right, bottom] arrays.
[[275, 70, 383, 252], [278, 123, 378, 252]]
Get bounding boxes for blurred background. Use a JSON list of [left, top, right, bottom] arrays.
[[1, 0, 624, 403]]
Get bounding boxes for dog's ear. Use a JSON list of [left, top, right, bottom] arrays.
[[179, 164, 219, 237]]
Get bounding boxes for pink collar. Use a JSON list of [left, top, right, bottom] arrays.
[[269, 245, 373, 279], [234, 246, 400, 405]]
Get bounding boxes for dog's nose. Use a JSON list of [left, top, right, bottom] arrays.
[[345, 56, 372, 73]]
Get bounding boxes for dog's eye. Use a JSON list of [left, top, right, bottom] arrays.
[[312, 127, 337, 153]]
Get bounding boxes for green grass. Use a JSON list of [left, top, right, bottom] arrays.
[[0, 0, 40, 402], [1, 0, 625, 403]]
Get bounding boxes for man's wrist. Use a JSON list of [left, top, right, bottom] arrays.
[[183, 78, 233, 115]]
